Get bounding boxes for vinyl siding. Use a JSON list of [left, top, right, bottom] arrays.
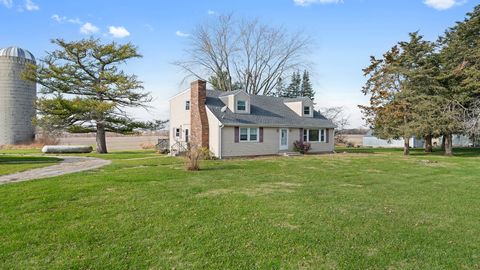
[[221, 127, 279, 157], [206, 107, 221, 157], [169, 90, 191, 149], [220, 127, 334, 157]]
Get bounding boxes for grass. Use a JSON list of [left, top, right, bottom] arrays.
[[0, 155, 60, 176], [0, 148, 479, 269]]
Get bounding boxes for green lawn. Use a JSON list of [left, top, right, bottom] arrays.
[[0, 148, 479, 269], [0, 155, 60, 176]]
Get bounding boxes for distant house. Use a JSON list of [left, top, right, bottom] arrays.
[[169, 80, 336, 158], [363, 130, 424, 148]]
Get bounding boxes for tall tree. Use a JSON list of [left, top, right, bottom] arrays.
[[286, 71, 302, 98], [437, 4, 480, 155], [360, 32, 444, 155], [360, 45, 415, 155], [175, 14, 311, 96], [301, 70, 315, 100], [274, 77, 287, 97], [25, 38, 153, 154]]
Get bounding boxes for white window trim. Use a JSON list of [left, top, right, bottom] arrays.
[[303, 128, 326, 142], [239, 127, 259, 142], [175, 128, 181, 138], [237, 100, 247, 111], [185, 100, 190, 110], [303, 106, 311, 115]]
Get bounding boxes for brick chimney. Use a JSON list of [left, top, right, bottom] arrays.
[[190, 80, 209, 149]]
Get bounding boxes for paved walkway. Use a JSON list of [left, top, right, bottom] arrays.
[[0, 156, 112, 185]]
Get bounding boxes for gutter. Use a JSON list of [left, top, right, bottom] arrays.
[[219, 123, 224, 159]]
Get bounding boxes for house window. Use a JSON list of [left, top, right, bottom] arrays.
[[175, 128, 180, 138], [309, 129, 319, 141], [303, 129, 326, 142], [185, 101, 190, 110], [303, 106, 310, 115], [240, 127, 259, 142], [237, 100, 246, 111], [185, 129, 189, 143], [250, 128, 258, 141]]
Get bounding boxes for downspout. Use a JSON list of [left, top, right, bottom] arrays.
[[218, 123, 224, 159]]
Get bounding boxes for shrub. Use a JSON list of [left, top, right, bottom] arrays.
[[293, 140, 311, 154], [185, 147, 211, 171]]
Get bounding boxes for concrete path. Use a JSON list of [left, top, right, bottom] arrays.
[[0, 156, 112, 185]]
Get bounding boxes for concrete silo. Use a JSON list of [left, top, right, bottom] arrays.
[[0, 47, 37, 145]]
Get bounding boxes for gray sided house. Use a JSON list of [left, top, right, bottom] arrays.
[[363, 130, 424, 148], [169, 80, 335, 158]]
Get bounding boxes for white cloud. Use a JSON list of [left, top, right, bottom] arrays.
[[24, 0, 38, 11], [67, 17, 82, 24], [80, 22, 99, 35], [175, 30, 190, 37], [423, 0, 465, 10], [1, 0, 13, 8], [207, 10, 216, 15], [109, 26, 130, 38], [52, 14, 82, 24], [51, 14, 65, 22], [294, 0, 342, 6], [144, 23, 154, 32]]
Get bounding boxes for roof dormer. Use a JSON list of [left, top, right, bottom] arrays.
[[284, 97, 314, 118], [219, 90, 251, 114]]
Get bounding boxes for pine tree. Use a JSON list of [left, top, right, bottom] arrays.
[[301, 70, 315, 100], [286, 71, 301, 98], [24, 38, 153, 154], [274, 77, 287, 97]]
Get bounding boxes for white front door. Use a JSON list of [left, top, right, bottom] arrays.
[[279, 128, 288, 150]]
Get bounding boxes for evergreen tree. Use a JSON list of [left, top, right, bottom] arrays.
[[300, 70, 315, 100], [286, 71, 301, 98], [360, 33, 437, 155], [437, 4, 480, 155], [274, 77, 287, 97], [24, 38, 153, 154]]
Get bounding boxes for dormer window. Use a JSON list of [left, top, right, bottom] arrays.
[[185, 101, 190, 110], [303, 106, 311, 115], [237, 100, 246, 111]]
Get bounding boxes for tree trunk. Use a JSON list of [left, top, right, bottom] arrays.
[[444, 134, 453, 156], [424, 134, 433, 153], [403, 137, 410, 156], [96, 122, 108, 154], [441, 135, 446, 150]]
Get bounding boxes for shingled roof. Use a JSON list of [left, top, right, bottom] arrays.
[[205, 90, 336, 128]]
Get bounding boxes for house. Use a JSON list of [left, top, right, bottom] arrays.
[[362, 130, 424, 148], [169, 80, 336, 158]]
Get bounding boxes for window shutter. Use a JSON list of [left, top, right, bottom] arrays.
[[234, 127, 239, 143], [326, 129, 329, 143], [179, 127, 182, 139], [259, 127, 264, 143], [299, 128, 304, 143]]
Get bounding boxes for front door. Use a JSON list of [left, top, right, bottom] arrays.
[[279, 128, 288, 150]]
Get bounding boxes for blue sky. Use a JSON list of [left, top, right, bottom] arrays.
[[1, 0, 477, 127]]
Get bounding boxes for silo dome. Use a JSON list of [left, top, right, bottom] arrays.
[[0, 47, 36, 63], [0, 46, 37, 145]]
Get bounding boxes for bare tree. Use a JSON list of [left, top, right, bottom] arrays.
[[458, 99, 480, 146], [320, 106, 350, 144], [175, 14, 312, 96]]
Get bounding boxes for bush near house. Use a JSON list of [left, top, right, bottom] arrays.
[[293, 140, 311, 154]]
